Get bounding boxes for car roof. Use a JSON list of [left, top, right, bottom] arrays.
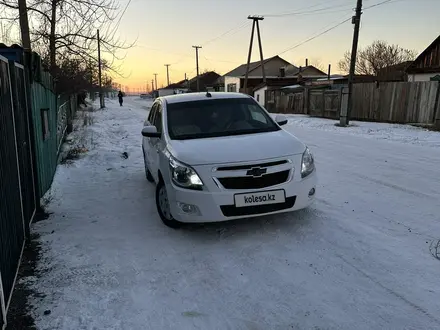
[[160, 92, 251, 104]]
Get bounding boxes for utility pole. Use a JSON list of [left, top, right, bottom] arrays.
[[192, 46, 202, 92], [164, 64, 171, 86], [340, 0, 362, 126], [244, 16, 266, 92], [17, 0, 31, 50], [97, 29, 105, 108], [154, 73, 158, 91], [151, 79, 154, 92]]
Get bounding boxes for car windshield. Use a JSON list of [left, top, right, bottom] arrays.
[[166, 97, 280, 140]]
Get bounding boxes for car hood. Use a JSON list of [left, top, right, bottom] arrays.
[[167, 130, 306, 165]]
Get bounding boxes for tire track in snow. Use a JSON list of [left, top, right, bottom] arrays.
[[336, 253, 440, 326]]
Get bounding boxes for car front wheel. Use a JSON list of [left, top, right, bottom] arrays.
[[155, 180, 181, 228]]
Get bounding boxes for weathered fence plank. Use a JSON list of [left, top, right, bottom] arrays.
[[351, 81, 439, 124]]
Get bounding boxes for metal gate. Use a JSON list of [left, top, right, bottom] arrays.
[[0, 55, 34, 329], [10, 62, 37, 231]]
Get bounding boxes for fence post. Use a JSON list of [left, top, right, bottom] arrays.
[[67, 95, 73, 134], [433, 81, 440, 128], [321, 90, 325, 117], [339, 87, 349, 122], [303, 88, 309, 114]]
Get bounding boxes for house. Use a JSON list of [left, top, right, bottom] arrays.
[[222, 55, 294, 94], [377, 61, 413, 82], [158, 80, 190, 96], [253, 78, 299, 106], [252, 65, 327, 106], [407, 34, 440, 81], [187, 71, 221, 92], [307, 74, 377, 87], [284, 65, 328, 81]]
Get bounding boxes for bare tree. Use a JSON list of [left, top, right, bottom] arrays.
[[338, 40, 417, 76], [0, 0, 134, 79]]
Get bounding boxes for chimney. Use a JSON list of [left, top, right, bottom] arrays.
[[328, 64, 331, 80], [279, 67, 286, 77], [305, 58, 308, 67]]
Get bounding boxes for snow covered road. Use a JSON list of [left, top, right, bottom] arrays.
[[28, 97, 440, 330]]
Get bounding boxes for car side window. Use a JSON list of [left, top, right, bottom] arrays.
[[153, 103, 162, 133], [148, 103, 158, 125], [248, 105, 268, 124]]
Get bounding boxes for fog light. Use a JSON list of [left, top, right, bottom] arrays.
[[308, 188, 316, 197], [177, 202, 200, 215]]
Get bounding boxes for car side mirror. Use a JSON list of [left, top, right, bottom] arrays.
[[275, 114, 288, 126], [141, 126, 161, 138]]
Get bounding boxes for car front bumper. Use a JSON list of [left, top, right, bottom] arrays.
[[165, 171, 317, 223]]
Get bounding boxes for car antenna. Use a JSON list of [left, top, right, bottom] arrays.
[[206, 91, 212, 98]]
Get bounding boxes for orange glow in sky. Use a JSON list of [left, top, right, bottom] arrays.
[[110, 0, 440, 90]]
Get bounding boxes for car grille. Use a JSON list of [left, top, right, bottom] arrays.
[[217, 170, 290, 190], [216, 160, 288, 171], [220, 196, 296, 217]]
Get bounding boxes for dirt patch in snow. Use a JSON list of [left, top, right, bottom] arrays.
[[6, 233, 44, 330]]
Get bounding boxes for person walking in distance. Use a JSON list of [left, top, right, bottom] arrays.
[[118, 90, 124, 106]]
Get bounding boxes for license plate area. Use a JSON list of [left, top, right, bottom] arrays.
[[234, 189, 286, 208]]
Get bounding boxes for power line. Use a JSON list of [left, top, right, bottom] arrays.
[[263, 3, 355, 17], [278, 16, 352, 55], [201, 21, 250, 46], [276, 0, 400, 56], [260, 0, 354, 17], [364, 0, 393, 9], [170, 21, 251, 66], [108, 0, 132, 37]]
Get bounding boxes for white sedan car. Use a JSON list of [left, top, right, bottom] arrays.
[[141, 92, 316, 228]]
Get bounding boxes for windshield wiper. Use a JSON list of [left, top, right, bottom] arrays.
[[171, 127, 278, 140]]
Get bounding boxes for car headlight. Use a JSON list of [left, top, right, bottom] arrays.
[[169, 157, 203, 190], [301, 147, 315, 178]]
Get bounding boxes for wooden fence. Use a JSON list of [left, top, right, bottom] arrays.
[[266, 81, 440, 125], [351, 82, 439, 124], [309, 90, 341, 119], [265, 90, 305, 114]]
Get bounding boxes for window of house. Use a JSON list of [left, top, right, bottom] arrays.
[[41, 108, 50, 140], [227, 83, 237, 92], [256, 94, 260, 102]]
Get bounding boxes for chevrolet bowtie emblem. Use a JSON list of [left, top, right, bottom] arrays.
[[246, 167, 267, 177]]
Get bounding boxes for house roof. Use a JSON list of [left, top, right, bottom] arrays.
[[380, 61, 413, 72], [223, 55, 294, 77], [252, 78, 302, 92], [377, 61, 413, 81], [187, 71, 221, 91], [407, 34, 440, 73], [165, 80, 188, 89], [285, 65, 327, 77]]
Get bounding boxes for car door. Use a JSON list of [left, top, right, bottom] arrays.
[[143, 103, 157, 170], [149, 102, 163, 182]]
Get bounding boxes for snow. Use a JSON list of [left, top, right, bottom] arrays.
[[27, 96, 440, 330]]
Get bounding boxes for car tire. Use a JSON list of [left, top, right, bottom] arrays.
[[143, 149, 154, 182], [155, 180, 181, 229]]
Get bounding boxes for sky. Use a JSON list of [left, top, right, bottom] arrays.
[[106, 0, 440, 90]]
